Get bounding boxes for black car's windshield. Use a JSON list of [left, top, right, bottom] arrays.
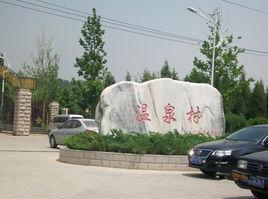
[[227, 127, 268, 142]]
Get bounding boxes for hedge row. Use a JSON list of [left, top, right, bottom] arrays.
[[64, 130, 216, 155], [225, 113, 268, 134]]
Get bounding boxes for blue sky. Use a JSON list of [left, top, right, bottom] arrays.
[[0, 0, 268, 85]]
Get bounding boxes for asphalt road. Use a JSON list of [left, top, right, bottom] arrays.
[[0, 133, 254, 199]]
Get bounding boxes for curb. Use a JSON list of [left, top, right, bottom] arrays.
[[59, 147, 196, 171]]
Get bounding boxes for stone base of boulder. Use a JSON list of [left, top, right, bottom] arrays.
[[59, 147, 196, 171]]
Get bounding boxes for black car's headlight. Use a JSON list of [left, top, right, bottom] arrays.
[[237, 160, 248, 169], [188, 149, 194, 156], [212, 150, 232, 157]]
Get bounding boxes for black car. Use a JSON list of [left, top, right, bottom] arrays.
[[232, 150, 268, 199], [188, 125, 268, 176]]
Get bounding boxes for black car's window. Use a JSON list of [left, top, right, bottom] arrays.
[[61, 120, 72, 129], [227, 127, 268, 142]]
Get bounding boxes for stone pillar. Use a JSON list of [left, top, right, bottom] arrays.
[[13, 89, 32, 136], [49, 102, 59, 123]]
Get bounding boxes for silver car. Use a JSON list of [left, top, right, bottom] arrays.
[[49, 118, 98, 148], [48, 114, 84, 131]]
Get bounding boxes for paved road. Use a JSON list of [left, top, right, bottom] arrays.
[[0, 133, 254, 199]]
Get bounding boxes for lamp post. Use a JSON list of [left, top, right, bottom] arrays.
[[0, 53, 4, 132], [187, 7, 223, 87]]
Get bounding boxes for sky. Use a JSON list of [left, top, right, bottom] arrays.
[[0, 0, 268, 85]]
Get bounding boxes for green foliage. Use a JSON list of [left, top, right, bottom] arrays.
[[75, 8, 107, 81], [184, 68, 210, 83], [64, 129, 215, 155], [65, 132, 106, 151], [160, 60, 179, 80], [125, 71, 131, 81], [187, 24, 253, 114], [225, 113, 247, 134], [20, 33, 60, 104], [74, 8, 108, 117], [249, 80, 267, 118], [58, 79, 84, 114], [247, 117, 268, 126], [139, 68, 158, 82], [0, 52, 3, 66], [266, 88, 268, 117], [229, 74, 252, 117], [225, 113, 268, 134], [104, 71, 116, 88]]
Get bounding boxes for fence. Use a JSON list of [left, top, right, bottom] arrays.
[[2, 123, 13, 132], [1, 123, 48, 134]]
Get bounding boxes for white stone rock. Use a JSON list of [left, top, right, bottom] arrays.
[[95, 78, 225, 136]]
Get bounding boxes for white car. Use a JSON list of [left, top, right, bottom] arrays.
[[49, 118, 98, 148]]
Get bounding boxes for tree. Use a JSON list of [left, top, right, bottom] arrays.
[[125, 71, 131, 81], [104, 71, 116, 88], [160, 60, 179, 80], [229, 73, 252, 117], [21, 34, 60, 103], [20, 33, 60, 125], [249, 80, 267, 118], [75, 8, 107, 81], [139, 68, 158, 82], [187, 23, 253, 113], [74, 8, 107, 117], [0, 52, 3, 66], [184, 68, 210, 83], [266, 88, 268, 117], [58, 79, 84, 114]]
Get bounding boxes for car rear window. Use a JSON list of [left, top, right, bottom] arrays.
[[53, 117, 69, 123], [71, 116, 83, 119], [83, 120, 97, 128]]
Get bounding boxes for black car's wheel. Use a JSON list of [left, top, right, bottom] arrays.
[[49, 135, 57, 148], [251, 190, 268, 199], [200, 169, 216, 176]]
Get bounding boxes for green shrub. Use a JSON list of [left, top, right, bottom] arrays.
[[247, 117, 268, 126], [225, 113, 247, 134], [64, 130, 217, 155], [64, 132, 106, 151]]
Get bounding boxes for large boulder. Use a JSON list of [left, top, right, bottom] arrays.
[[95, 78, 225, 136]]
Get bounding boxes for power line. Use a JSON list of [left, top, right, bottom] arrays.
[[1, 0, 267, 57], [15, 0, 201, 43], [0, 0, 84, 22], [222, 0, 268, 15], [244, 48, 268, 55], [0, 0, 198, 46], [244, 52, 268, 57], [14, 0, 201, 44], [36, 0, 202, 43]]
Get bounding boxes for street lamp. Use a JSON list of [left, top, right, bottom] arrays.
[[0, 53, 4, 132], [187, 6, 223, 87]]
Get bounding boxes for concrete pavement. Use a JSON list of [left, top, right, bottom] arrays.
[[0, 133, 253, 199]]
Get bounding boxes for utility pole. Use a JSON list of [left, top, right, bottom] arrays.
[[0, 53, 4, 132], [187, 7, 222, 87]]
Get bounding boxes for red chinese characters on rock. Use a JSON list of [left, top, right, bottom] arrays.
[[162, 103, 176, 124], [186, 106, 202, 124], [137, 103, 151, 122]]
